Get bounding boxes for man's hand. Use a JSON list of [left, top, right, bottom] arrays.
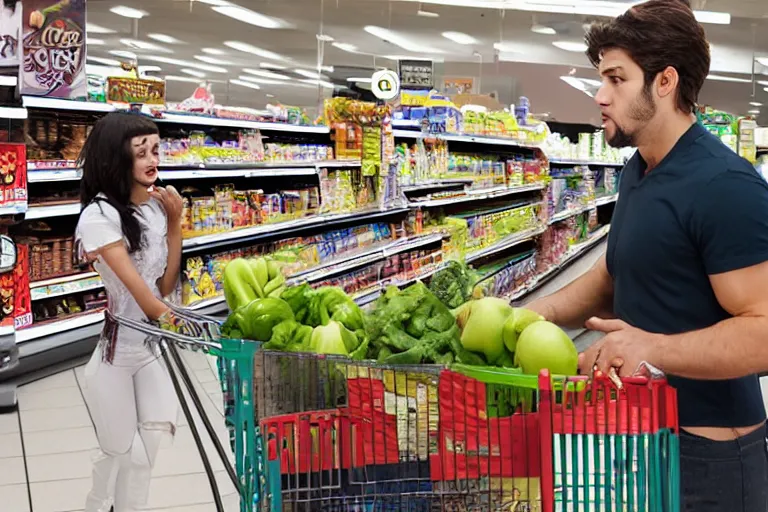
[[579, 317, 662, 377]]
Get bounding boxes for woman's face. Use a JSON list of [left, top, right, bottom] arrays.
[[130, 133, 160, 188]]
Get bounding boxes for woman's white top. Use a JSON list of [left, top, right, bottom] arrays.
[[75, 195, 168, 361]]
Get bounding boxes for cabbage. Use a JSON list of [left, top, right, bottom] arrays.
[[309, 321, 355, 356]]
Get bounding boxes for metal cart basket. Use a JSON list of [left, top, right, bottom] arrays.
[[114, 304, 681, 512]]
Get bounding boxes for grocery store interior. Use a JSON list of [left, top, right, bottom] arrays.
[[1, 0, 768, 511]]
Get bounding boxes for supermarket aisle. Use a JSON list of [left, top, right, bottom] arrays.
[[0, 350, 238, 512]]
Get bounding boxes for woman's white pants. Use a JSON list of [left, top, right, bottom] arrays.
[[81, 346, 178, 512]]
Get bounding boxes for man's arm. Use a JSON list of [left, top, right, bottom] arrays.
[[526, 254, 615, 330]]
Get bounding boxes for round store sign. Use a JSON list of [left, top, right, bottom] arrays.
[[371, 70, 400, 100]]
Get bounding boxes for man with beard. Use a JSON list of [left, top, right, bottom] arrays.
[[526, 0, 768, 510]]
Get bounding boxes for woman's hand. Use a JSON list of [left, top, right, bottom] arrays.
[[150, 185, 183, 227]]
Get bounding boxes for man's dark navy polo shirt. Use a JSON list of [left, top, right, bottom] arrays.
[[607, 121, 768, 428]]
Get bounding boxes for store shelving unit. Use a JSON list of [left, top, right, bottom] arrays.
[[4, 97, 622, 381]]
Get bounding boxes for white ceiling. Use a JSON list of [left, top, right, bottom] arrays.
[[83, 0, 768, 123]]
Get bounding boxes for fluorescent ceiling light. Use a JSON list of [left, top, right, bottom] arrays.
[[493, 42, 520, 53], [553, 41, 587, 52], [212, 5, 286, 29], [143, 55, 228, 73], [224, 41, 284, 61], [88, 38, 105, 46], [707, 74, 751, 83], [260, 62, 287, 70], [165, 75, 202, 83], [195, 55, 233, 65], [332, 42, 358, 53], [87, 56, 122, 66], [531, 24, 556, 35], [442, 31, 478, 45], [109, 6, 148, 19], [243, 68, 291, 80], [230, 79, 261, 90], [140, 65, 162, 73], [580, 77, 602, 87], [294, 69, 325, 79], [87, 23, 115, 34], [560, 76, 586, 91], [181, 68, 206, 78], [347, 77, 373, 83], [751, 102, 763, 107], [317, 34, 334, 42], [195, 0, 232, 5], [757, 58, 768, 67], [237, 75, 284, 85], [417, 8, 439, 17], [120, 39, 173, 53], [148, 33, 182, 44], [202, 48, 226, 55], [109, 50, 138, 60], [694, 10, 731, 25], [749, 109, 760, 114], [364, 25, 441, 53], [300, 79, 335, 89]]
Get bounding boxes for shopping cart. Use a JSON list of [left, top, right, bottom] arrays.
[[112, 304, 681, 512]]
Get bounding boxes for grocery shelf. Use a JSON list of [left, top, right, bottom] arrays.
[[28, 168, 82, 183], [25, 202, 81, 219], [409, 183, 545, 208], [181, 207, 410, 253], [15, 310, 105, 344], [316, 160, 362, 168], [22, 96, 117, 113], [392, 119, 422, 128], [393, 129, 541, 150], [402, 180, 471, 193], [548, 204, 593, 224], [151, 111, 331, 133], [0, 204, 26, 216], [595, 194, 619, 206], [159, 166, 318, 180], [30, 272, 103, 302], [549, 158, 624, 167], [508, 225, 611, 302], [0, 106, 28, 119], [30, 272, 99, 289], [466, 225, 547, 264]]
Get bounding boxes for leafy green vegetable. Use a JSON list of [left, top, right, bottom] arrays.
[[310, 321, 357, 355], [428, 260, 479, 309], [221, 298, 295, 341], [223, 258, 263, 311], [263, 320, 313, 352]]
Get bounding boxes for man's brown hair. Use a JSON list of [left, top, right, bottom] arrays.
[[585, 0, 710, 113]]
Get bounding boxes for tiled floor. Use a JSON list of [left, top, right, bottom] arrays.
[[0, 351, 239, 512]]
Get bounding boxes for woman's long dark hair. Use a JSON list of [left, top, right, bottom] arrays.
[[78, 112, 159, 253]]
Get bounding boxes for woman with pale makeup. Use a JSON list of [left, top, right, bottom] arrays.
[[74, 112, 184, 512]]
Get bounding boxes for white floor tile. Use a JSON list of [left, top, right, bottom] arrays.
[[146, 471, 236, 509], [0, 456, 27, 486], [18, 387, 85, 412], [18, 370, 78, 395], [0, 431, 23, 458], [26, 450, 94, 483], [20, 405, 92, 433], [182, 351, 211, 371], [194, 368, 218, 384], [149, 492, 239, 512], [0, 482, 30, 512], [23, 426, 98, 457], [152, 442, 225, 477], [29, 477, 91, 512], [0, 410, 19, 434]]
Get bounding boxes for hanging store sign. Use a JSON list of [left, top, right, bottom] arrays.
[[20, 0, 87, 100], [371, 69, 399, 101], [398, 59, 434, 90]]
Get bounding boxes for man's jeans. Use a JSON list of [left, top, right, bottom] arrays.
[[681, 426, 768, 511]]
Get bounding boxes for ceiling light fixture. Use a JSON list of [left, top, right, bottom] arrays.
[[531, 24, 556, 35], [202, 48, 226, 55], [332, 42, 358, 53], [140, 65, 162, 72], [195, 0, 232, 5], [553, 41, 587, 52], [364, 25, 441, 53], [88, 38, 105, 46], [109, 50, 138, 60], [212, 5, 286, 29], [119, 39, 173, 53], [148, 33, 182, 44], [317, 34, 334, 42], [109, 6, 148, 19], [493, 42, 520, 53], [694, 10, 731, 25], [757, 58, 768, 67], [224, 41, 284, 61], [87, 23, 115, 34], [347, 77, 373, 83], [417, 8, 439, 17], [230, 79, 261, 90], [181, 68, 207, 78], [87, 56, 122, 66], [560, 76, 586, 92], [707, 74, 751, 83], [749, 109, 760, 115], [242, 68, 291, 80], [165, 75, 203, 83], [195, 55, 233, 65], [237, 75, 284, 85], [294, 69, 324, 79], [260, 62, 287, 70], [300, 78, 335, 89], [143, 55, 228, 73], [751, 102, 763, 107], [441, 31, 478, 45]]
